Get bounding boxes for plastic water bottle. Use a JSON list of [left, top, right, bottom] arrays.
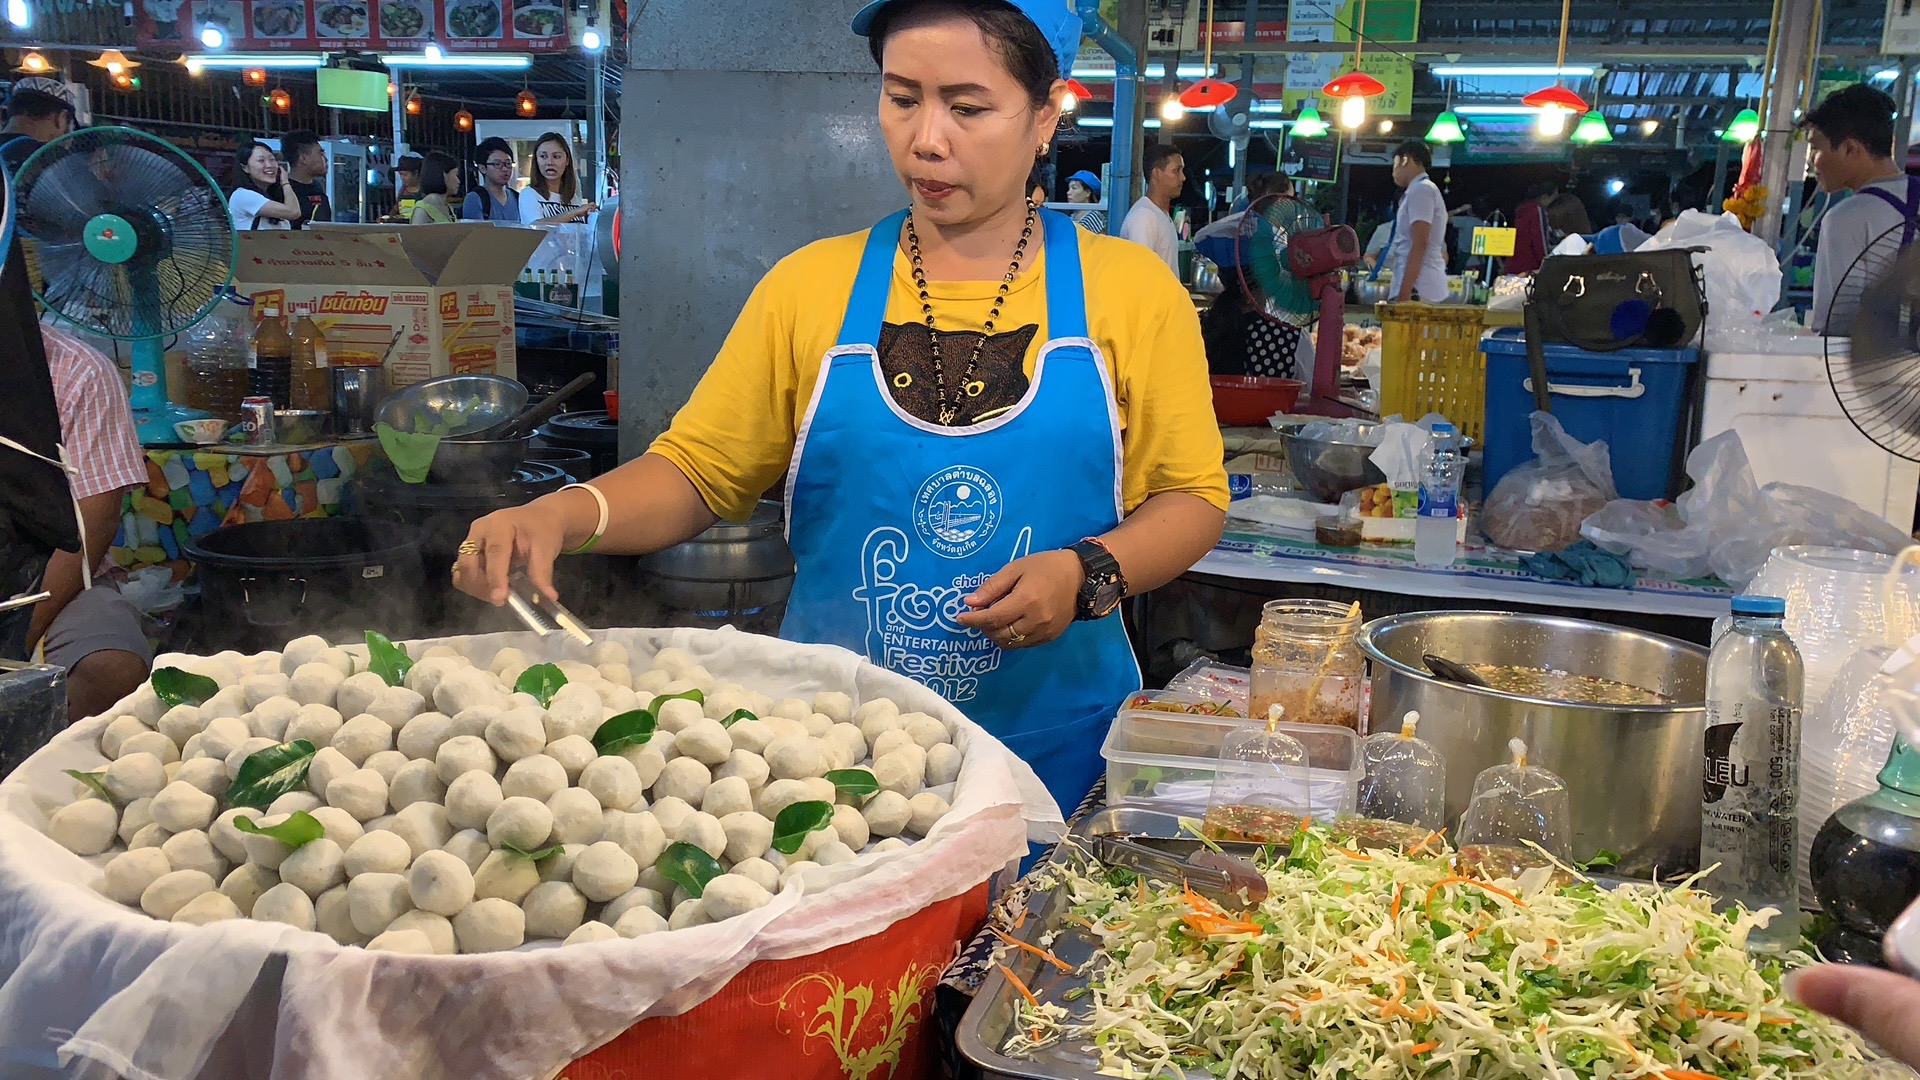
[[1414, 423, 1462, 567], [1700, 594, 1804, 952], [184, 287, 254, 424]]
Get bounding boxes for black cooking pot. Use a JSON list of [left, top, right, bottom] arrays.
[[535, 410, 619, 478], [183, 519, 427, 653]]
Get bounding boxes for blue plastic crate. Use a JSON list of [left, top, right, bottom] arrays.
[[1480, 328, 1699, 502]]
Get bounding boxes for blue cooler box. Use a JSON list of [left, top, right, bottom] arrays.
[[1480, 328, 1699, 502]]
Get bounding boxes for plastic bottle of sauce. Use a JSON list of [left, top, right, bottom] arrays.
[[290, 304, 330, 412], [250, 301, 294, 410]]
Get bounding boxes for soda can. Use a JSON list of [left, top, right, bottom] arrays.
[[240, 396, 276, 445]]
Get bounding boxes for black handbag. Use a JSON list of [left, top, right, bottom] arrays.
[[1521, 249, 1707, 411]]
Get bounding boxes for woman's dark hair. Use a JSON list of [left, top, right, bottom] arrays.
[[528, 131, 578, 203], [232, 141, 278, 193], [1802, 83, 1897, 158], [419, 151, 454, 197], [865, 0, 1059, 109]]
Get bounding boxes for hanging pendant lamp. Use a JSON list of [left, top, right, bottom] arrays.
[[1178, 0, 1238, 109], [1426, 75, 1464, 144], [1062, 77, 1092, 112], [1294, 104, 1330, 137], [1723, 107, 1761, 143], [1322, 0, 1383, 130], [1524, 0, 1587, 138], [1570, 109, 1613, 143]]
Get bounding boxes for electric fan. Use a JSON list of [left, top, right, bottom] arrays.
[[1234, 193, 1361, 415], [12, 127, 237, 445], [1826, 223, 1920, 461]]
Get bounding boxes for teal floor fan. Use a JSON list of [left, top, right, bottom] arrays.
[[12, 127, 237, 444]]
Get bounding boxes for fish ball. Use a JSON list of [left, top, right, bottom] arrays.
[[156, 704, 206, 747], [330, 715, 394, 766], [307, 806, 364, 849], [141, 869, 216, 920], [755, 778, 815, 820], [571, 841, 640, 902], [284, 704, 344, 748], [347, 872, 414, 936], [926, 744, 962, 788], [653, 757, 711, 806], [396, 712, 454, 761], [906, 792, 950, 836], [326, 770, 389, 823], [544, 684, 604, 743], [219, 857, 280, 914], [548, 788, 605, 845], [720, 812, 773, 863], [605, 811, 667, 868], [615, 906, 669, 937], [675, 718, 732, 767], [701, 775, 754, 819], [831, 804, 870, 851], [159, 829, 226, 881], [714, 749, 770, 792], [334, 672, 389, 723], [522, 880, 588, 939], [700, 874, 774, 923], [289, 663, 345, 708], [765, 736, 827, 782], [306, 746, 356, 798], [487, 796, 553, 851], [243, 672, 293, 710], [366, 687, 427, 731], [620, 745, 666, 789], [344, 830, 413, 878], [408, 849, 476, 916], [388, 801, 453, 860], [581, 756, 644, 811], [279, 837, 346, 896], [728, 719, 775, 755], [435, 735, 496, 785], [315, 885, 365, 946], [567, 921, 620, 945], [546, 736, 597, 782], [172, 891, 241, 925], [100, 847, 172, 905], [387, 759, 446, 812], [225, 738, 277, 779], [485, 708, 548, 763], [251, 881, 314, 930], [874, 749, 924, 798], [173, 757, 228, 798], [862, 790, 912, 838], [100, 715, 150, 759], [453, 897, 524, 953], [444, 772, 504, 831], [671, 811, 727, 860], [149, 781, 217, 834], [443, 829, 492, 874], [501, 754, 567, 802]]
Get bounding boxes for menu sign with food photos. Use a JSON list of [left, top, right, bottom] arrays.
[[138, 0, 570, 49]]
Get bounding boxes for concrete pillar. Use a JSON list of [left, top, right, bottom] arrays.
[[1751, 0, 1818, 249], [617, 0, 901, 456]]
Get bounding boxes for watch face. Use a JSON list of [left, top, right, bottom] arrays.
[[1091, 576, 1125, 617]]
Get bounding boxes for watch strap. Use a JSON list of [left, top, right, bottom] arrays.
[[1071, 537, 1126, 621]]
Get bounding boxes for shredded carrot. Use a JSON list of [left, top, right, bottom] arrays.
[[1660, 1071, 1723, 1080], [993, 928, 1073, 973], [1013, 907, 1028, 929], [1703, 1009, 1794, 1026], [1409, 1041, 1442, 1055], [998, 963, 1040, 1008], [1183, 884, 1222, 917], [1390, 883, 1403, 921], [1465, 925, 1486, 940], [1425, 875, 1526, 909], [1410, 828, 1448, 855], [1336, 847, 1374, 861]]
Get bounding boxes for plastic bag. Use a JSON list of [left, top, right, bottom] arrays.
[[1637, 209, 1782, 341], [1487, 274, 1529, 312], [1482, 411, 1618, 552], [1581, 431, 1912, 587]]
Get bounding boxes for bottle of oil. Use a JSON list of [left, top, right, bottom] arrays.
[[250, 300, 293, 409], [290, 304, 330, 412], [1808, 735, 1920, 966], [185, 287, 253, 423]]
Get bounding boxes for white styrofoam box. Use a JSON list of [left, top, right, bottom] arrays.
[[1701, 346, 1920, 529]]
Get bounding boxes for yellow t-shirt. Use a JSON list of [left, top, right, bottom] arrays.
[[649, 223, 1228, 523]]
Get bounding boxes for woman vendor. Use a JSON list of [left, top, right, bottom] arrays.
[[452, 0, 1228, 806]]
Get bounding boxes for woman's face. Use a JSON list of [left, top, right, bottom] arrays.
[[537, 141, 569, 181], [878, 12, 1062, 229], [445, 166, 462, 197], [1067, 179, 1093, 203], [245, 146, 279, 185]]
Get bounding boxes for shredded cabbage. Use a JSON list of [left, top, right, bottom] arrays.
[[1009, 826, 1902, 1080]]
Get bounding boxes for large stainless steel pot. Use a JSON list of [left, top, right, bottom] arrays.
[[1359, 611, 1708, 878], [636, 500, 796, 634]]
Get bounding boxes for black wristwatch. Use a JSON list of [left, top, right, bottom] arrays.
[[1070, 538, 1127, 621]]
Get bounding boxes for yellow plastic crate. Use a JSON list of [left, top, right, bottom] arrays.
[[1375, 301, 1489, 442]]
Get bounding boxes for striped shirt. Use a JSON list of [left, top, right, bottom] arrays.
[[41, 322, 146, 501]]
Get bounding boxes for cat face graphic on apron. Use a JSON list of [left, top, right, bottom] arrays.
[[780, 208, 1140, 805]]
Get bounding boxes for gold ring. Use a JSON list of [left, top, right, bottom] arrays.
[[457, 540, 482, 557], [1006, 629, 1026, 645]]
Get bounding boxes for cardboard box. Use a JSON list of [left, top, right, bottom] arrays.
[[235, 224, 545, 388]]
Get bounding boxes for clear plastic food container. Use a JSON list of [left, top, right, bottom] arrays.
[[1100, 708, 1364, 820]]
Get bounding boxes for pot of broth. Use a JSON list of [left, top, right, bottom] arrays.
[[1358, 611, 1707, 878]]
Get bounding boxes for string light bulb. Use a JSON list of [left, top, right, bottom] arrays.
[[1061, 76, 1091, 113], [455, 106, 473, 132], [1339, 93, 1367, 129], [1160, 95, 1185, 122], [243, 67, 267, 86], [269, 87, 291, 114], [405, 89, 421, 115], [15, 51, 53, 75], [516, 88, 538, 117]]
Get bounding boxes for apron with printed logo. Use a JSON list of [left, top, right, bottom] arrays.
[[780, 208, 1141, 807]]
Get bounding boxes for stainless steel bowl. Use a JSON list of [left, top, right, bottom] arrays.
[[376, 374, 528, 440], [1285, 424, 1389, 501], [273, 409, 327, 444], [1359, 611, 1708, 877], [426, 434, 533, 485]]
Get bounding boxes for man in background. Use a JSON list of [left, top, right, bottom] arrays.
[[1121, 142, 1184, 275], [0, 77, 77, 173], [394, 154, 424, 221], [28, 322, 151, 722], [1387, 139, 1450, 303], [1804, 83, 1913, 333], [281, 130, 331, 228]]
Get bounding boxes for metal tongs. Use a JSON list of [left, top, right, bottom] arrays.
[[1087, 834, 1270, 905], [505, 570, 593, 647]]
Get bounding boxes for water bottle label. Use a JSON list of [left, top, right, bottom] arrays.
[[1418, 485, 1457, 518], [1228, 474, 1253, 500]]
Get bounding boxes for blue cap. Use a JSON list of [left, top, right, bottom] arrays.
[[1731, 595, 1786, 617], [852, 0, 1085, 81], [1067, 169, 1102, 198]]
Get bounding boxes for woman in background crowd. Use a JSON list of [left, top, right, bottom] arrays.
[[410, 151, 461, 224], [226, 141, 301, 231], [520, 132, 598, 225]]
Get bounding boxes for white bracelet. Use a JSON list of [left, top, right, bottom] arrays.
[[560, 482, 609, 554]]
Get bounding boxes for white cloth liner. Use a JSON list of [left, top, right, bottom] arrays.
[[0, 626, 1062, 1080]]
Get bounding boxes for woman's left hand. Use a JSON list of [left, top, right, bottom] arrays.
[[956, 549, 1081, 650]]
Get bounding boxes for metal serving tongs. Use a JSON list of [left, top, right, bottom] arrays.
[[505, 569, 594, 647], [1086, 834, 1270, 906]]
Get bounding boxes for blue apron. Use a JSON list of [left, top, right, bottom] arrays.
[[780, 208, 1142, 807]]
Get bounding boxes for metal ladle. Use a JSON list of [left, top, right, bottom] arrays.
[[1423, 654, 1492, 688]]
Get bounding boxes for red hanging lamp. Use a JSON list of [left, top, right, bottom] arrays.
[[1523, 0, 1588, 136], [1177, 0, 1237, 109], [1321, 0, 1384, 129]]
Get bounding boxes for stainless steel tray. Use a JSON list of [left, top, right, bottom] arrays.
[[956, 808, 1246, 1080]]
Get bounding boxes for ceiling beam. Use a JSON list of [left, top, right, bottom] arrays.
[[1216, 39, 1879, 60]]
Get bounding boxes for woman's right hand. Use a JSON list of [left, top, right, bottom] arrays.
[[451, 500, 574, 606]]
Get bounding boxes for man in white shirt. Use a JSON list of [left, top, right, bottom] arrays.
[[1387, 139, 1450, 303], [1121, 142, 1184, 274], [1805, 83, 1915, 334]]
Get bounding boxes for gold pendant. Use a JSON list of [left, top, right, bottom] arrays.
[[938, 405, 957, 425], [964, 380, 985, 397], [892, 371, 913, 388]]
